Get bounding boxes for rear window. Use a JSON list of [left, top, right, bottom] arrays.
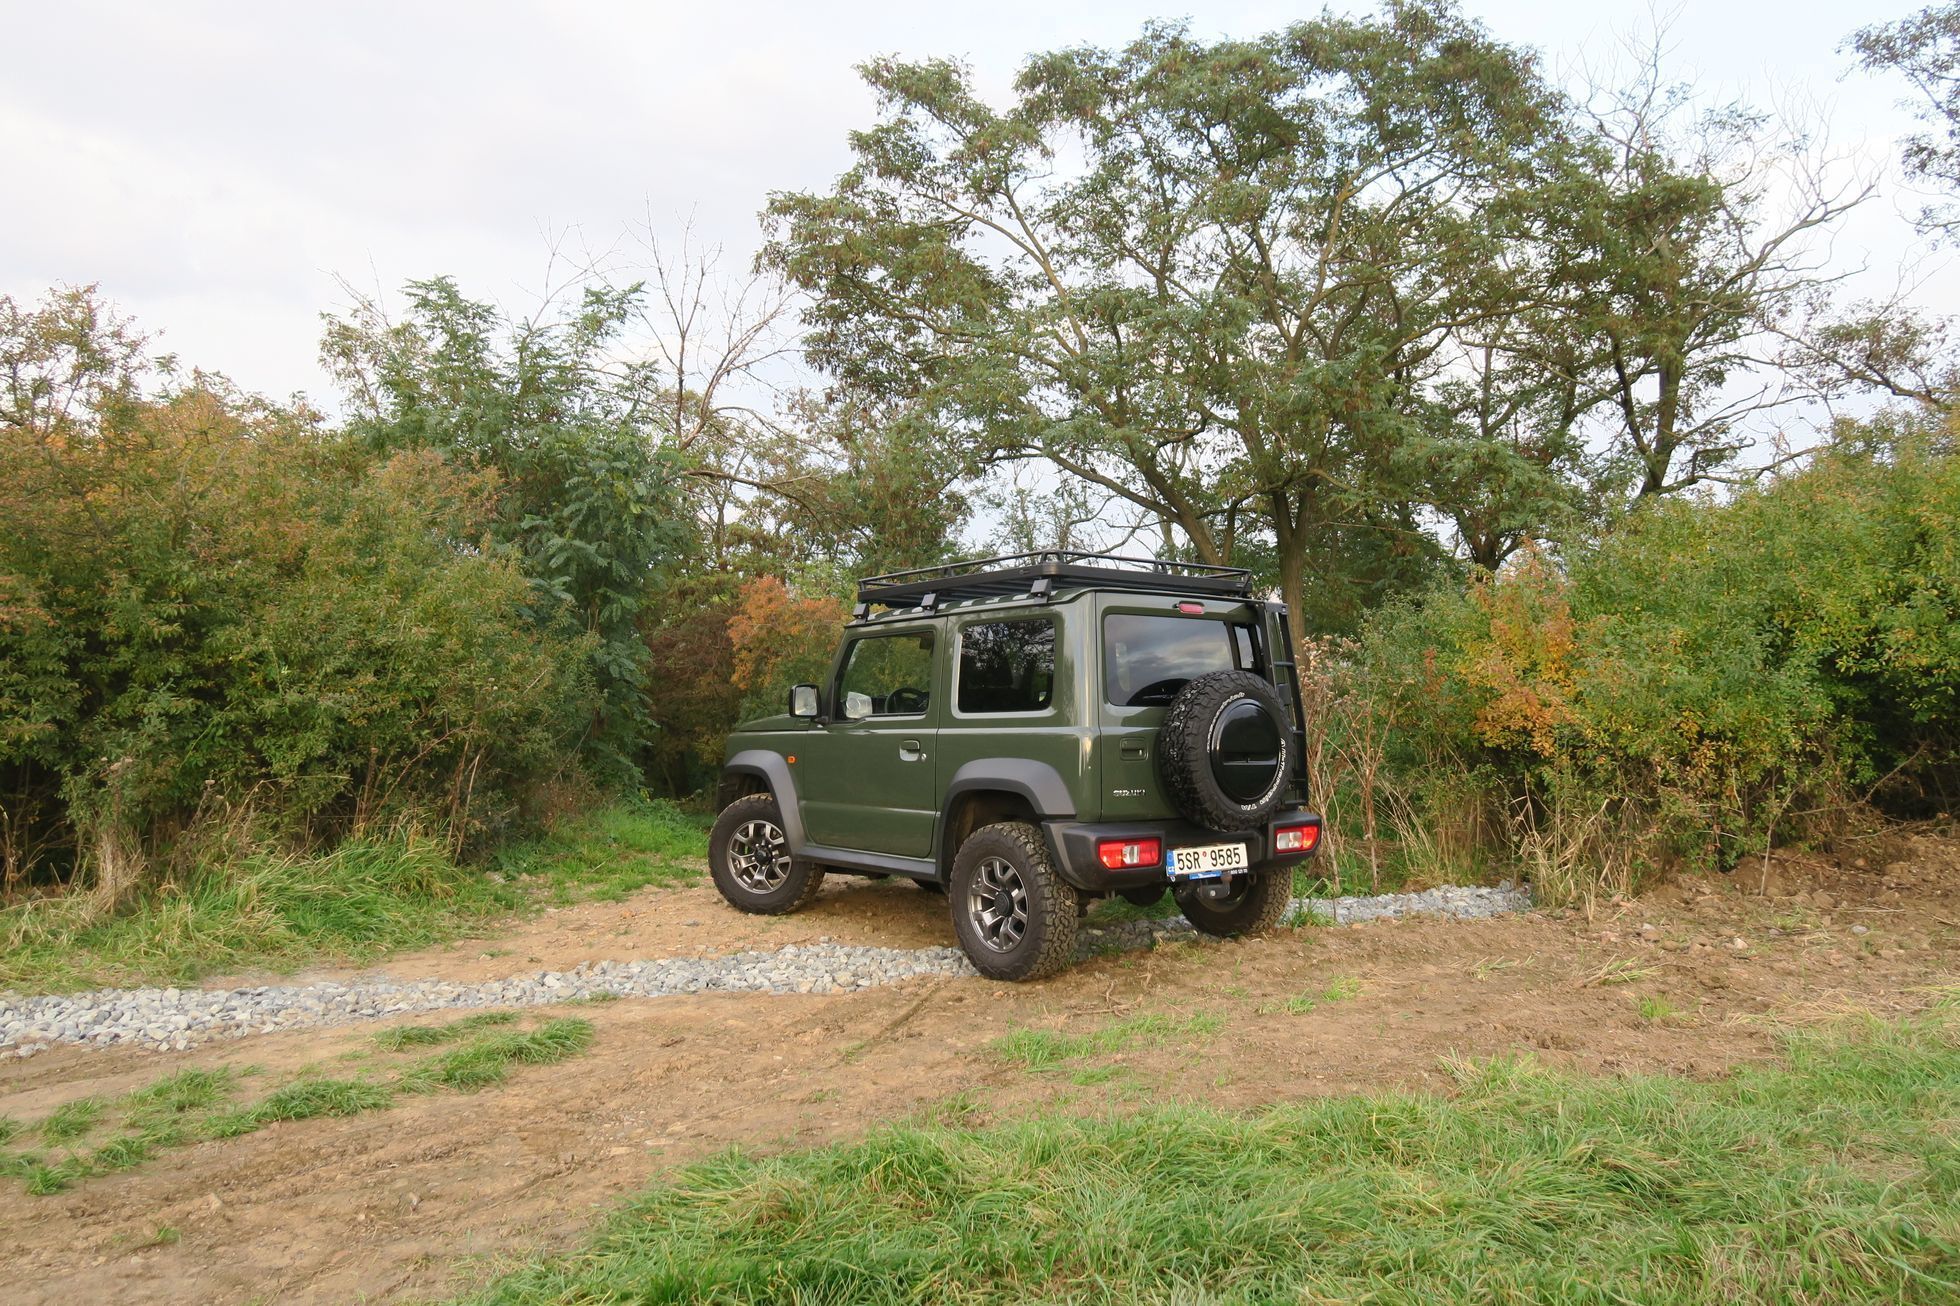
[[1103, 614, 1257, 707], [958, 618, 1056, 714]]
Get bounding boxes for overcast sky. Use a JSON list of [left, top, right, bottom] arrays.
[[1, 0, 1945, 407]]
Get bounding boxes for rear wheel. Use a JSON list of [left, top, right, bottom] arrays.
[[949, 822, 1078, 981], [1173, 866, 1291, 937], [709, 793, 824, 915]]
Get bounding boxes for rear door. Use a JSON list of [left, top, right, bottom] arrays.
[[1095, 595, 1263, 822]]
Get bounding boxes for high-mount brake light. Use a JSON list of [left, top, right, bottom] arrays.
[[1175, 601, 1205, 614], [1096, 836, 1163, 870], [1273, 824, 1320, 855]]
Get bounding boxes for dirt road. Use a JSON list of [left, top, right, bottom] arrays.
[[4, 836, 1955, 1303]]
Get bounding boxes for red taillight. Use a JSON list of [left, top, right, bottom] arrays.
[[1274, 824, 1320, 854], [1175, 601, 1205, 614], [1097, 836, 1163, 870]]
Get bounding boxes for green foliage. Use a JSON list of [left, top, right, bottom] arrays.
[[1336, 434, 1960, 894], [767, 1, 1561, 631], [323, 277, 688, 780], [459, 1015, 1960, 1305], [0, 285, 603, 902], [1854, 4, 1960, 240]]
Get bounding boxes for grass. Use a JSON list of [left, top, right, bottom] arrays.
[[205, 1078, 395, 1137], [41, 1097, 103, 1145], [1589, 956, 1662, 987], [1641, 994, 1686, 1023], [395, 1018, 595, 1093], [991, 1013, 1225, 1072], [458, 1014, 1960, 1305], [0, 796, 709, 993], [491, 797, 708, 905], [0, 1015, 594, 1194], [1259, 975, 1361, 1015], [373, 1010, 519, 1052]]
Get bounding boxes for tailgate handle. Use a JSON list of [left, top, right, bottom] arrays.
[[1120, 741, 1148, 760]]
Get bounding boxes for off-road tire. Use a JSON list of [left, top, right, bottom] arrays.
[[709, 793, 825, 915], [1117, 885, 1166, 908], [1159, 670, 1293, 832], [1173, 865, 1292, 938], [949, 822, 1079, 981]]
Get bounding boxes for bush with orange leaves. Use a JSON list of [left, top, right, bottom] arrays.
[[727, 577, 849, 720]]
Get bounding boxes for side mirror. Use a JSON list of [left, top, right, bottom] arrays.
[[788, 683, 821, 719]]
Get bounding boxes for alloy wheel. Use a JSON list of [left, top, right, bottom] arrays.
[[965, 855, 1029, 952], [727, 819, 791, 892]]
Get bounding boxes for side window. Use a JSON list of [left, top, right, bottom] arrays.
[[958, 619, 1057, 715], [837, 632, 935, 719]]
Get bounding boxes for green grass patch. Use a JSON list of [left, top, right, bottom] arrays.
[[0, 797, 707, 993], [40, 1097, 103, 1146], [206, 1077, 395, 1138], [1641, 994, 1685, 1023], [0, 836, 521, 992], [991, 1012, 1225, 1072], [458, 1015, 1960, 1305], [1086, 891, 1182, 924], [396, 1018, 594, 1093], [373, 1010, 519, 1052], [492, 797, 709, 905], [0, 1116, 20, 1147], [1260, 975, 1362, 1015], [2, 1015, 595, 1194]]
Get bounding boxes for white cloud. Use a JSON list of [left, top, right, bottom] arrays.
[[1, 0, 1948, 406]]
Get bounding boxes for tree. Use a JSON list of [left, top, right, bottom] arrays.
[[322, 277, 686, 779], [1542, 62, 1869, 501], [765, 1, 1563, 634], [1852, 4, 1960, 240]]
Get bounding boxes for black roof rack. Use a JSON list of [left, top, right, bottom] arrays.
[[855, 551, 1253, 610]]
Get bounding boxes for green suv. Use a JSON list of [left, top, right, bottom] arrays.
[[710, 553, 1323, 980]]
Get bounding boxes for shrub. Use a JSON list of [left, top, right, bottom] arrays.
[[1337, 427, 1960, 899], [0, 287, 601, 900]]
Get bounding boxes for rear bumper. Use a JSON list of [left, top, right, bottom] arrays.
[[1042, 806, 1322, 893]]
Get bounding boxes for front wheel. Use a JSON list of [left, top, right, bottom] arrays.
[[949, 822, 1079, 981], [1173, 866, 1292, 937], [709, 793, 825, 915]]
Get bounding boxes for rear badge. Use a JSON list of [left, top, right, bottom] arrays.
[[1111, 788, 1148, 799]]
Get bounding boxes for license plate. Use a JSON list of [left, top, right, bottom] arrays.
[[1167, 842, 1249, 878]]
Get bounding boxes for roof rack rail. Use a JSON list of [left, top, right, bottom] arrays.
[[856, 551, 1253, 610]]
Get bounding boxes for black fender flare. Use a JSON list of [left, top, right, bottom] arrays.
[[936, 758, 1078, 873], [720, 750, 807, 849]]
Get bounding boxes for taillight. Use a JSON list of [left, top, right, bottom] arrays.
[[1274, 824, 1320, 854], [1097, 836, 1163, 869]]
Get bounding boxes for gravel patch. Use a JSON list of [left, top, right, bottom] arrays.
[[1, 882, 1529, 1057]]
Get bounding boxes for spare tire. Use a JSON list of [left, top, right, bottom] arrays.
[[1158, 670, 1293, 831]]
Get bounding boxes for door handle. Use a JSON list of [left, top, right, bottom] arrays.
[[899, 740, 927, 762]]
